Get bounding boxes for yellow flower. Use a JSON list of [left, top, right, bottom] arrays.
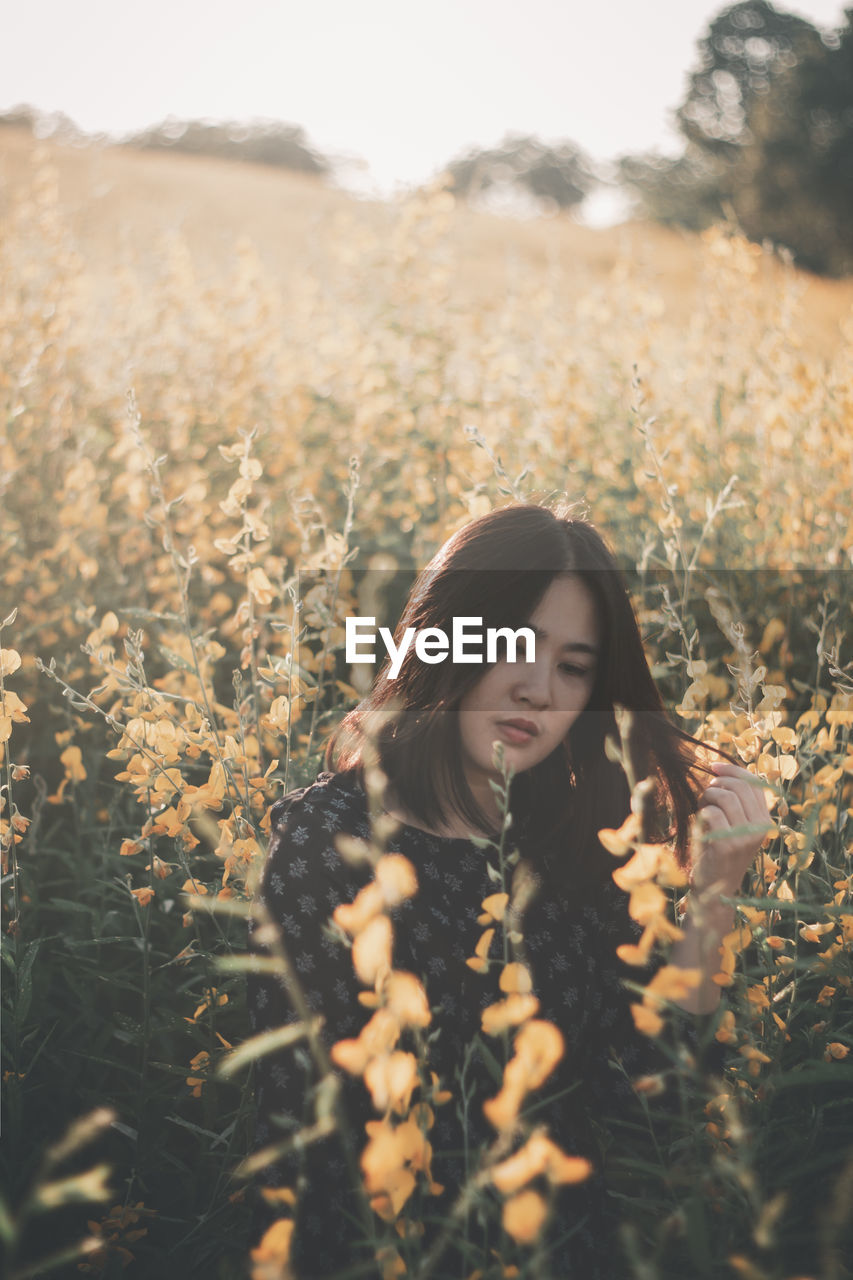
[[645, 965, 702, 1004], [483, 1021, 564, 1131], [60, 744, 87, 783], [738, 1045, 772, 1077], [501, 1189, 548, 1244], [364, 1051, 419, 1115], [333, 882, 385, 936], [481, 995, 540, 1036], [631, 1003, 665, 1037], [375, 854, 418, 906], [477, 892, 509, 924], [0, 689, 30, 744], [332, 1009, 401, 1076], [597, 811, 642, 855], [0, 649, 22, 678], [382, 971, 431, 1029], [375, 1245, 407, 1279], [491, 1132, 591, 1194], [361, 1122, 416, 1220], [499, 963, 533, 994], [715, 1010, 737, 1044], [513, 1020, 564, 1089], [250, 1218, 295, 1279], [186, 1050, 210, 1097], [633, 1074, 666, 1096], [465, 927, 495, 973], [352, 915, 393, 986], [247, 567, 275, 605]]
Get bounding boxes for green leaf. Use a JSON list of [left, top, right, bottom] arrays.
[[33, 1164, 112, 1212], [766, 1064, 853, 1090], [15, 941, 41, 1026], [214, 954, 281, 975], [470, 1034, 504, 1087], [112, 1014, 143, 1044], [183, 893, 253, 919], [0, 1192, 14, 1244], [165, 1115, 236, 1146], [159, 646, 196, 674], [217, 1021, 318, 1079]]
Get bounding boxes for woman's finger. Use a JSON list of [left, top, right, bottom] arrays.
[[696, 802, 727, 830], [709, 761, 752, 778], [707, 763, 773, 829], [695, 803, 738, 847], [697, 782, 749, 830]]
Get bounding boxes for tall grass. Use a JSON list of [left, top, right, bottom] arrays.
[[0, 142, 851, 1278]]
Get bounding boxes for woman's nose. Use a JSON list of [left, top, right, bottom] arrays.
[[513, 662, 552, 707]]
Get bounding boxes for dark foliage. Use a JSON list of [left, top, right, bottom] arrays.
[[0, 103, 89, 144], [0, 105, 334, 181], [119, 117, 332, 177], [676, 0, 826, 157], [444, 132, 596, 212], [619, 2, 853, 276], [617, 147, 729, 231]]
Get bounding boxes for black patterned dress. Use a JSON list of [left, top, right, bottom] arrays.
[[246, 769, 677, 1279]]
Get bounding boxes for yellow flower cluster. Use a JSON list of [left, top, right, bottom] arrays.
[[465, 877, 593, 1245], [329, 846, 445, 1253]]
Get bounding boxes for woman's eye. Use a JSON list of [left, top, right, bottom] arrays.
[[558, 664, 591, 678]]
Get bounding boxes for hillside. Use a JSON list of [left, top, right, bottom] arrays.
[[2, 125, 851, 357]]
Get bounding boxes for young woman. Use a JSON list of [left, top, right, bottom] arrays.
[[247, 503, 770, 1278]]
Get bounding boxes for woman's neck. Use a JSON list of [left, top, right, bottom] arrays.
[[382, 786, 499, 841]]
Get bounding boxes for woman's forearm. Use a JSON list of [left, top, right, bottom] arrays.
[[669, 891, 736, 1015]]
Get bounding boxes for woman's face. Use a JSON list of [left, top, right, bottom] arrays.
[[457, 573, 599, 794]]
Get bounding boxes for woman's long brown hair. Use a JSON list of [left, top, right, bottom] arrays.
[[324, 502, 719, 894]]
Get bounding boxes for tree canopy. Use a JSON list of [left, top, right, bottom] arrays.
[[121, 117, 331, 177], [443, 133, 596, 213], [620, 2, 853, 276], [0, 106, 334, 180]]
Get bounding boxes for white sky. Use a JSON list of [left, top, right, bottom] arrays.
[[2, 0, 847, 203]]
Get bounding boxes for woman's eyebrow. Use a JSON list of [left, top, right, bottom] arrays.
[[528, 625, 598, 656]]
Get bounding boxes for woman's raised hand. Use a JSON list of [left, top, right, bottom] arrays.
[[690, 760, 774, 902]]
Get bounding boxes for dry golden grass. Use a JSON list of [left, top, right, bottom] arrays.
[[2, 125, 851, 357]]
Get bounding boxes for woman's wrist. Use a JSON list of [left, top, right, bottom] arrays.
[[684, 883, 736, 931]]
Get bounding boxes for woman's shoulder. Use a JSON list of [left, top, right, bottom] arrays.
[[267, 768, 363, 839], [258, 770, 371, 903]]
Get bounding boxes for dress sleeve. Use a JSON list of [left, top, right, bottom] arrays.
[[245, 778, 379, 1279]]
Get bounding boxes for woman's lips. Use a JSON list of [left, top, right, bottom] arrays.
[[496, 721, 537, 745]]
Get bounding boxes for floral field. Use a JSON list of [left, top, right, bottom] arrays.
[[1, 133, 852, 1280]]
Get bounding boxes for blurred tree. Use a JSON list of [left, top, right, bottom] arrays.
[[619, 2, 853, 276], [0, 107, 336, 180], [444, 133, 596, 213], [728, 11, 853, 274], [122, 118, 332, 177], [677, 0, 825, 157], [0, 104, 88, 143], [616, 147, 728, 230]]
